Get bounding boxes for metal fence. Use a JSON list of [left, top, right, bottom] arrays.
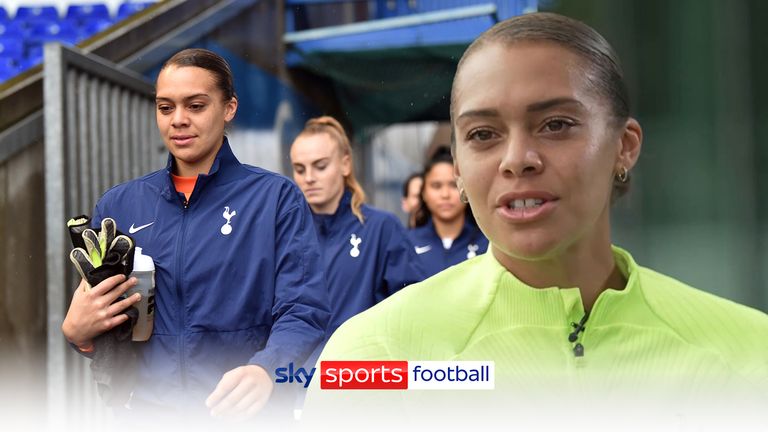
[[43, 43, 163, 430]]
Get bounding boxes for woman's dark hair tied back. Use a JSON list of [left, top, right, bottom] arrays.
[[452, 12, 629, 125], [161, 48, 236, 101]]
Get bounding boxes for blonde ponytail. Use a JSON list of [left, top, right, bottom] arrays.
[[299, 116, 367, 223]]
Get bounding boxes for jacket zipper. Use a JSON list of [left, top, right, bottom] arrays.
[[176, 197, 189, 390], [568, 311, 589, 358]]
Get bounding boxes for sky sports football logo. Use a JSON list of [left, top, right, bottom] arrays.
[[275, 360, 494, 390]]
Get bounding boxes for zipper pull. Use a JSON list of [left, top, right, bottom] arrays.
[[573, 343, 585, 357], [568, 311, 590, 357]]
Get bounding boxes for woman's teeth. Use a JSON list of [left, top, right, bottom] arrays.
[[509, 199, 544, 209]]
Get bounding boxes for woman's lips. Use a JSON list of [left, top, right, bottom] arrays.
[[495, 191, 559, 223], [435, 203, 458, 212], [496, 199, 558, 223], [171, 135, 196, 146]]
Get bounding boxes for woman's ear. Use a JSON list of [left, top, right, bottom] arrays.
[[617, 117, 642, 171], [341, 153, 352, 177], [224, 97, 238, 122]]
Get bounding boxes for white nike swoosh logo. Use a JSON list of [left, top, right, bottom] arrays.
[[415, 245, 432, 255], [129, 222, 154, 234]]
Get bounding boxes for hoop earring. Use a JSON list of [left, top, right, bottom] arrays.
[[456, 177, 469, 204], [616, 166, 628, 183], [459, 188, 469, 204]]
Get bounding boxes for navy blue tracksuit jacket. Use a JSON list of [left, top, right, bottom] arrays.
[[408, 217, 489, 278], [91, 139, 329, 412], [312, 191, 426, 334]]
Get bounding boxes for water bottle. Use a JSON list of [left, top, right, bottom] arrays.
[[127, 247, 155, 341]]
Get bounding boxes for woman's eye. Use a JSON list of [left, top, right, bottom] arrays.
[[157, 105, 173, 114], [467, 128, 496, 141], [542, 118, 575, 133], [189, 103, 205, 111]]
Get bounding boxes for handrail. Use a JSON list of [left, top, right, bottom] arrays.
[[284, 3, 498, 43], [286, 0, 367, 4], [121, 0, 258, 71]]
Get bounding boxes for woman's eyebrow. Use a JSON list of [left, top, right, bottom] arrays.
[[526, 97, 584, 113], [155, 94, 211, 103], [457, 98, 584, 120], [457, 108, 500, 121]]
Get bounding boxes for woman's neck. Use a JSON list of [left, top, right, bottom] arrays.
[[174, 154, 217, 178], [433, 213, 465, 240], [310, 188, 345, 215], [493, 226, 625, 312]]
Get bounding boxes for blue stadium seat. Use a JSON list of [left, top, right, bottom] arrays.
[[0, 56, 18, 68], [25, 44, 43, 63], [117, 1, 155, 20], [66, 3, 110, 22], [0, 37, 23, 58], [20, 52, 43, 70], [16, 5, 60, 21], [28, 20, 79, 44], [0, 56, 22, 82], [0, 7, 9, 21], [0, 21, 26, 38], [79, 18, 114, 38]]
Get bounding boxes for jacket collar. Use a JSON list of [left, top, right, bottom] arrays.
[[162, 137, 242, 203], [426, 214, 480, 243], [312, 189, 353, 235], [490, 245, 642, 325]]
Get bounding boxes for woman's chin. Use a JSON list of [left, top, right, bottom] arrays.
[[491, 238, 563, 262], [432, 209, 463, 222]]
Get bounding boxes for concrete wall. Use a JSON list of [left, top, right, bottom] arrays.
[[0, 140, 47, 424]]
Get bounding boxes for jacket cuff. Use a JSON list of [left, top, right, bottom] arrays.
[[68, 341, 95, 359], [248, 351, 280, 379]]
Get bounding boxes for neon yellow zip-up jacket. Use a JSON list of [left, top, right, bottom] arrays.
[[306, 247, 768, 427]]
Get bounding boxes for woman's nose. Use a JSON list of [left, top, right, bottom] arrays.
[[498, 133, 543, 177], [171, 109, 189, 128]]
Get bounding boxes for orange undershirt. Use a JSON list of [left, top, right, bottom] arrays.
[[172, 174, 198, 201]]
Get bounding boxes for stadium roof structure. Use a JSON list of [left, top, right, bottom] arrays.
[[283, 1, 536, 129]]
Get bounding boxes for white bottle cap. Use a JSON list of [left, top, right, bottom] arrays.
[[132, 247, 155, 272]]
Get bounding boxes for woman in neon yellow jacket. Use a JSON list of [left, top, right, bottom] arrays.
[[306, 12, 768, 428]]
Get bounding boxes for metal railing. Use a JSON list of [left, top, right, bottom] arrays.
[[283, 0, 537, 37], [43, 43, 163, 429], [284, 3, 499, 43]]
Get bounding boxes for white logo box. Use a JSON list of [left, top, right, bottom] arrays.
[[408, 361, 495, 390]]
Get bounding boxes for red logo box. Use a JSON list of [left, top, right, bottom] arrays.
[[320, 360, 409, 390]]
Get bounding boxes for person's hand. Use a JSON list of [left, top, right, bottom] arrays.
[[61, 274, 140, 348], [206, 365, 274, 420]]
